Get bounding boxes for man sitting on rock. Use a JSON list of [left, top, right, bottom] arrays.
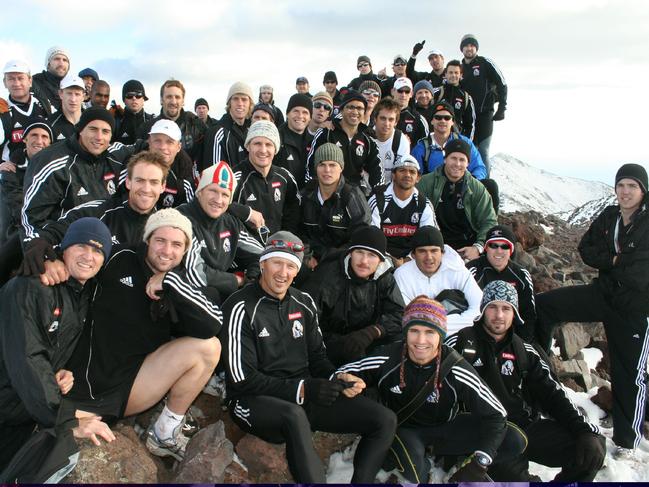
[[466, 224, 537, 341], [535, 163, 649, 458], [222, 231, 397, 483], [394, 226, 482, 336], [447, 280, 605, 482]]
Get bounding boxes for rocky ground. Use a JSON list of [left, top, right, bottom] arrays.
[[64, 211, 642, 483]]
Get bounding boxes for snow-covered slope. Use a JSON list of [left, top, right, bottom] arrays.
[[560, 194, 618, 226], [491, 153, 614, 216]]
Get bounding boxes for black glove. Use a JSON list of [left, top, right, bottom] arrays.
[[492, 107, 506, 121], [448, 456, 489, 482], [412, 40, 426, 56], [341, 326, 382, 360], [574, 432, 606, 472], [18, 238, 58, 276], [304, 378, 345, 406]]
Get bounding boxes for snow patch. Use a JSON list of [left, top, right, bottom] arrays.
[[582, 347, 604, 371]]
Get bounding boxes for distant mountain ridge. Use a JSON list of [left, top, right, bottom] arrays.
[[491, 153, 615, 223]]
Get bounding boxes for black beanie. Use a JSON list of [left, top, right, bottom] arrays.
[[616, 164, 648, 194], [460, 34, 479, 50], [122, 79, 148, 101], [348, 225, 387, 261], [286, 94, 313, 115], [485, 225, 516, 255], [443, 138, 471, 161], [432, 101, 455, 119], [60, 217, 112, 261], [411, 226, 444, 251], [252, 102, 276, 122], [22, 117, 53, 142], [76, 107, 115, 134], [339, 90, 368, 111], [323, 71, 338, 83], [194, 97, 209, 110]]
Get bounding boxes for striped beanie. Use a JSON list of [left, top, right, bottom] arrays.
[[402, 296, 448, 340], [474, 280, 524, 328], [197, 161, 237, 202]]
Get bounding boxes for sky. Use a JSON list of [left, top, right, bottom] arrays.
[[1, 0, 647, 184]]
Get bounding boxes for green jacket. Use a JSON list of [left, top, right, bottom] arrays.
[[416, 165, 497, 246]]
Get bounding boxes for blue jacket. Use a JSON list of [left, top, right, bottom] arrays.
[[411, 133, 486, 179]]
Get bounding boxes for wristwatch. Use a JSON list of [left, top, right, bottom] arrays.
[[474, 452, 492, 467]]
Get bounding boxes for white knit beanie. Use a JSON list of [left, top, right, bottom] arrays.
[[227, 81, 254, 103], [143, 209, 193, 248], [244, 120, 280, 153], [45, 46, 69, 69]]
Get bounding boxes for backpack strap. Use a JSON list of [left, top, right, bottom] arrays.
[[422, 137, 431, 175], [396, 348, 464, 425], [391, 129, 403, 157]]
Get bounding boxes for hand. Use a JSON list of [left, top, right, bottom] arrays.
[[40, 259, 69, 286], [613, 255, 619, 265], [18, 238, 58, 276], [342, 326, 382, 360], [412, 40, 426, 56], [448, 455, 489, 482], [458, 246, 480, 262], [492, 107, 505, 121], [0, 161, 16, 173], [336, 373, 366, 398], [247, 209, 265, 229], [575, 432, 606, 472], [72, 415, 116, 446], [146, 272, 165, 300], [304, 378, 345, 406], [306, 256, 318, 270], [234, 271, 245, 288], [55, 369, 74, 395]]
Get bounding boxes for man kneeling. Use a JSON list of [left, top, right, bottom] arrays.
[[222, 231, 397, 483], [63, 209, 223, 460]]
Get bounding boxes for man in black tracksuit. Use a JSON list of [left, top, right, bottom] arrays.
[[201, 82, 254, 171], [338, 295, 525, 483], [275, 94, 313, 187], [406, 43, 446, 87], [138, 80, 206, 163], [299, 143, 371, 265], [31, 47, 70, 112], [302, 226, 404, 366], [21, 108, 128, 246], [447, 280, 605, 481], [434, 60, 476, 141], [347, 55, 383, 91], [536, 164, 649, 455], [179, 161, 263, 303], [0, 218, 114, 470], [467, 225, 537, 341], [112, 80, 153, 145], [306, 91, 384, 195], [222, 232, 397, 483], [459, 34, 507, 174], [232, 120, 300, 235], [391, 77, 430, 147]]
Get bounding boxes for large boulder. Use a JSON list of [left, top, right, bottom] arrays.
[[65, 424, 158, 483], [235, 434, 292, 483], [174, 421, 233, 483], [551, 357, 592, 390], [556, 323, 592, 360]]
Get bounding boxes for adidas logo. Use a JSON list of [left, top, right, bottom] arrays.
[[14, 122, 22, 128], [287, 154, 294, 160], [238, 146, 244, 152], [120, 276, 134, 287], [390, 385, 402, 394], [111, 236, 120, 244], [258, 327, 270, 338], [633, 333, 640, 339], [77, 187, 88, 196], [383, 217, 391, 223], [246, 194, 257, 202], [57, 133, 65, 140], [122, 131, 129, 137], [473, 358, 483, 367]]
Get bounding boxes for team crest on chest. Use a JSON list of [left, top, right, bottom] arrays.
[[501, 360, 514, 376]]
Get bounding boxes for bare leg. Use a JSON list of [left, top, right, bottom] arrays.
[[124, 336, 220, 416]]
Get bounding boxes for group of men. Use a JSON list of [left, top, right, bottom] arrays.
[[0, 33, 645, 484]]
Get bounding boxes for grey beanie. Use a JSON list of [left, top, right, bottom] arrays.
[[244, 120, 281, 153], [414, 80, 435, 96], [474, 280, 524, 328], [460, 34, 479, 50], [314, 143, 345, 169], [227, 81, 254, 103], [260, 231, 304, 269]]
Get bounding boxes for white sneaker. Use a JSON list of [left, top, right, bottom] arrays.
[[613, 445, 635, 460], [145, 424, 189, 462]]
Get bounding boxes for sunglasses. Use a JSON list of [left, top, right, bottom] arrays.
[[362, 90, 380, 98], [397, 88, 411, 94], [393, 62, 406, 67], [269, 239, 304, 252], [313, 101, 333, 111], [125, 93, 144, 99], [258, 225, 270, 244], [487, 242, 511, 251], [357, 62, 370, 68], [433, 114, 452, 121], [344, 105, 365, 112]]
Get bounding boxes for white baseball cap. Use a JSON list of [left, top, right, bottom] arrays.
[[148, 119, 182, 142], [59, 73, 85, 90], [393, 77, 413, 91], [3, 59, 30, 75], [427, 49, 444, 58]]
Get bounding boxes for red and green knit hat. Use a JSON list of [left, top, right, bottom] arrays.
[[402, 296, 448, 340]]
